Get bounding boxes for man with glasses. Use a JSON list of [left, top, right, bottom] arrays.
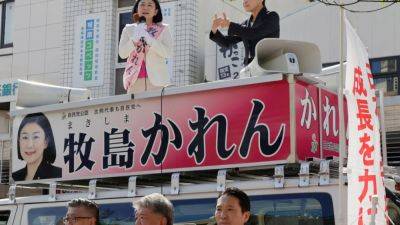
[[63, 198, 99, 225]]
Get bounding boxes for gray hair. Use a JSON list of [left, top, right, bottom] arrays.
[[133, 193, 174, 225]]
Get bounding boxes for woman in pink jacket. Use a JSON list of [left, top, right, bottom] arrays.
[[119, 0, 173, 94]]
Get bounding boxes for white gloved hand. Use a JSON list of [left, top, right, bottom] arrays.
[[124, 24, 134, 39], [137, 23, 147, 32], [140, 27, 155, 46], [130, 23, 146, 42], [131, 28, 140, 43]]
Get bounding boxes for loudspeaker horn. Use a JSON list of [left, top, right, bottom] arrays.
[[16, 80, 91, 107], [240, 38, 322, 77]]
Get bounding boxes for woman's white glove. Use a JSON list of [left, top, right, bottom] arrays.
[[119, 24, 135, 59], [131, 23, 146, 43], [130, 23, 155, 46], [140, 28, 155, 46]]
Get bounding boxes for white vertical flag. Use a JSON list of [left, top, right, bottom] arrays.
[[344, 17, 386, 225]]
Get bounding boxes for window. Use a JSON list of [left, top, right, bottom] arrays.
[[115, 9, 133, 95], [323, 56, 400, 97], [388, 199, 400, 225], [28, 203, 134, 225], [386, 188, 400, 225], [117, 11, 133, 64], [28, 206, 66, 225], [0, 140, 11, 184], [115, 68, 126, 95], [172, 193, 335, 225], [0, 210, 10, 225], [99, 203, 133, 225], [370, 56, 400, 96], [27, 193, 335, 225], [118, 0, 135, 8], [0, 0, 14, 48]]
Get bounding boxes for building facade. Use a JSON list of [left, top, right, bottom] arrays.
[[0, 0, 399, 191]]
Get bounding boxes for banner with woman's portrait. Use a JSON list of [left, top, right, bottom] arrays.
[[11, 78, 342, 184], [11, 79, 295, 183]]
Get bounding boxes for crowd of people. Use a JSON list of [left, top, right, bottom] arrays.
[[62, 187, 251, 225]]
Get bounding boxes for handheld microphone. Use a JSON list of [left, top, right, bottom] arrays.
[[139, 16, 146, 23], [133, 13, 146, 23]]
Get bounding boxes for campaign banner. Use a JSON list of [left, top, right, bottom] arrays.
[[320, 88, 347, 159], [345, 17, 386, 225], [11, 80, 290, 183], [295, 81, 346, 160], [295, 81, 321, 160]]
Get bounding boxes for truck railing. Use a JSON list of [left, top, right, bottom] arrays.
[[6, 159, 340, 203]]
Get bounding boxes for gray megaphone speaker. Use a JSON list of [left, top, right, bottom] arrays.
[[16, 80, 91, 107], [240, 38, 322, 77]]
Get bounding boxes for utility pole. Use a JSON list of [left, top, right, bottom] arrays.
[[337, 0, 346, 224]]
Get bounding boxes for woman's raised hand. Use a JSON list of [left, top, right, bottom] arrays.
[[131, 23, 146, 43], [211, 13, 230, 33], [124, 24, 135, 39], [219, 13, 231, 29], [211, 14, 221, 34]]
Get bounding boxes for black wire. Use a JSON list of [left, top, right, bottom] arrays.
[[317, 0, 399, 3], [343, 2, 396, 12], [160, 86, 166, 194], [315, 0, 399, 12], [316, 0, 360, 6]]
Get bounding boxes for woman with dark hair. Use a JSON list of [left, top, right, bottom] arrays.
[[119, 0, 173, 94], [210, 0, 279, 66], [12, 113, 61, 181]]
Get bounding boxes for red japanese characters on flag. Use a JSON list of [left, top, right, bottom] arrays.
[[344, 17, 386, 225]]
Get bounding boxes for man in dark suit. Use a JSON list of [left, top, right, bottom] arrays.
[[210, 0, 279, 66]]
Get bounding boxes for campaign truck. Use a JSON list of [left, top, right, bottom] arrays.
[[0, 39, 399, 225]]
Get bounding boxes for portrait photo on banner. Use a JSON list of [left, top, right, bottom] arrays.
[[12, 113, 62, 182]]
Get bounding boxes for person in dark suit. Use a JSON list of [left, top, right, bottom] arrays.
[[12, 113, 61, 181], [210, 0, 279, 66]]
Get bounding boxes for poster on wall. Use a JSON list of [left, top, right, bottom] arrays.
[[0, 79, 18, 102], [73, 12, 106, 88], [216, 39, 245, 80]]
